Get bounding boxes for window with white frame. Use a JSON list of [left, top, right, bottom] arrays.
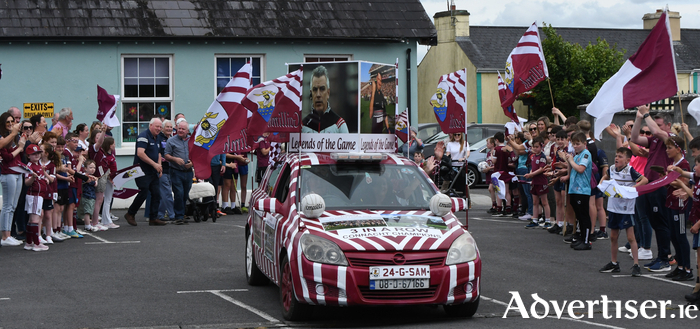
[[304, 55, 352, 62], [216, 56, 263, 94], [121, 56, 173, 143]]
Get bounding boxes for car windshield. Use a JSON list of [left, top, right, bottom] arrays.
[[470, 138, 488, 151], [299, 163, 437, 211]]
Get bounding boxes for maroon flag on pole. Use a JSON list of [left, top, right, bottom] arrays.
[[500, 22, 549, 110], [96, 85, 120, 127], [189, 63, 252, 179], [430, 69, 466, 134], [242, 69, 303, 140]]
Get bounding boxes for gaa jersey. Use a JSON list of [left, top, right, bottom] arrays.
[[607, 164, 643, 214], [493, 145, 510, 172], [645, 133, 675, 182], [666, 158, 690, 210], [63, 149, 80, 189], [40, 160, 56, 199], [690, 173, 700, 225], [529, 152, 548, 185], [26, 161, 48, 196]]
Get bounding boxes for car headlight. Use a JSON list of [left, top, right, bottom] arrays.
[[445, 232, 478, 265], [300, 234, 348, 266]]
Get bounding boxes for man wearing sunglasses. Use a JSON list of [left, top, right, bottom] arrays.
[[631, 104, 676, 272]]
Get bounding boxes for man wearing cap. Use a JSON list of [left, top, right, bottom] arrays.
[[124, 118, 167, 226], [399, 126, 423, 161], [164, 120, 193, 224]]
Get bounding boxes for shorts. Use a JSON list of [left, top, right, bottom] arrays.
[[25, 195, 43, 216], [42, 198, 54, 211], [692, 233, 699, 250], [224, 167, 235, 180], [57, 189, 69, 206], [77, 198, 95, 219], [238, 162, 249, 176], [553, 181, 566, 192], [591, 187, 604, 198], [69, 187, 79, 204], [608, 212, 635, 230], [96, 174, 109, 193], [531, 184, 549, 196]]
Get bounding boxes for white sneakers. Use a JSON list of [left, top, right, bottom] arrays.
[[518, 213, 532, 221], [110, 213, 119, 221], [1, 237, 22, 246], [104, 223, 120, 229]]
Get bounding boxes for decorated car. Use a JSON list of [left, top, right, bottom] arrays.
[[245, 152, 480, 320]]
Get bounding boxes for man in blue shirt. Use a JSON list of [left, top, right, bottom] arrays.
[[124, 118, 167, 226]]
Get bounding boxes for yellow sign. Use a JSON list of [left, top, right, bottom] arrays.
[[23, 102, 54, 119]]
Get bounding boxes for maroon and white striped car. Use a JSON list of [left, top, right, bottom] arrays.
[[245, 152, 480, 320]]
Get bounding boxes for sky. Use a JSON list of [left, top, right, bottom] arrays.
[[417, 0, 700, 62]]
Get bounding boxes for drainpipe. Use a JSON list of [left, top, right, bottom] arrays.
[[406, 48, 412, 125]]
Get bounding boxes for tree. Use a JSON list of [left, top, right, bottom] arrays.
[[528, 24, 626, 120]]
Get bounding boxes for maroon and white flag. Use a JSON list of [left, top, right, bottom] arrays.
[[242, 68, 303, 140], [587, 9, 677, 139], [96, 85, 120, 127], [500, 22, 549, 110], [430, 69, 466, 134], [189, 63, 253, 179]]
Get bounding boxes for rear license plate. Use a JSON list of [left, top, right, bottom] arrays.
[[369, 278, 430, 290]]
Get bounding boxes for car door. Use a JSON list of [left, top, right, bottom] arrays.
[[252, 164, 285, 277]]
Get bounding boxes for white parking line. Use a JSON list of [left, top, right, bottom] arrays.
[[177, 289, 279, 323], [611, 274, 695, 288], [0, 298, 9, 301], [82, 232, 141, 244], [482, 295, 625, 329]]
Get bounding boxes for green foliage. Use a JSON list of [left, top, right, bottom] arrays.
[[529, 24, 626, 120]]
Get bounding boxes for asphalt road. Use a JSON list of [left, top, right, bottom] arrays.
[[0, 188, 698, 328]]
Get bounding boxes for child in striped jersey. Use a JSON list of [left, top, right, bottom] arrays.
[[599, 148, 648, 276]]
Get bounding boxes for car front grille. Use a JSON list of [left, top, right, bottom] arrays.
[[345, 251, 446, 267]]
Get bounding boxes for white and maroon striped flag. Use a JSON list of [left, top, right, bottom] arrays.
[[394, 109, 409, 144], [587, 9, 677, 139], [430, 69, 466, 134], [188, 63, 252, 179], [500, 22, 549, 110], [96, 85, 121, 127], [497, 71, 519, 124], [243, 68, 303, 140]]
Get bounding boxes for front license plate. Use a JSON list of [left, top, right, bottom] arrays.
[[369, 279, 430, 290], [369, 265, 430, 280]]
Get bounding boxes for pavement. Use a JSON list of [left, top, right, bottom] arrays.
[[0, 187, 698, 328]]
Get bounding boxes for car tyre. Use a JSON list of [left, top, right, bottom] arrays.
[[443, 296, 479, 318], [280, 255, 313, 321], [466, 165, 479, 188], [245, 231, 269, 286]]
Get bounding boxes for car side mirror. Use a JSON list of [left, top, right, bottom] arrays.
[[451, 197, 467, 212], [253, 197, 284, 215]]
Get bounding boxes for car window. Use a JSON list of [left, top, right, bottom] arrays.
[[266, 165, 283, 197], [418, 125, 440, 141], [467, 128, 482, 144], [274, 165, 292, 202], [300, 164, 436, 210]]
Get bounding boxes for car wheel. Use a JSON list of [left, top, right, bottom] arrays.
[[280, 256, 313, 321], [466, 165, 479, 188], [443, 296, 480, 317], [245, 231, 269, 286]]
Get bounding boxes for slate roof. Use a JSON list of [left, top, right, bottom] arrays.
[[458, 26, 700, 71], [0, 0, 436, 43]]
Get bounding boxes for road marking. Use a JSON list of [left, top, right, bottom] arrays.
[[177, 289, 279, 323], [482, 295, 625, 329], [177, 289, 249, 293], [235, 225, 246, 229], [612, 274, 695, 288], [81, 232, 141, 244], [0, 298, 9, 301]]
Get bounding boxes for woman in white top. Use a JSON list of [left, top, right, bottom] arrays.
[[74, 123, 89, 151], [445, 132, 469, 167]]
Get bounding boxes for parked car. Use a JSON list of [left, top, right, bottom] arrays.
[[245, 152, 480, 320]]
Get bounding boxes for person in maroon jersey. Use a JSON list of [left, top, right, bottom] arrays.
[[491, 132, 513, 216], [664, 136, 692, 280], [524, 137, 551, 229]]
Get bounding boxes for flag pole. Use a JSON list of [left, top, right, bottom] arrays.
[[677, 91, 687, 148], [547, 78, 555, 108]]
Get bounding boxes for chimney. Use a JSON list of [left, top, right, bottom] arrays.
[[643, 9, 681, 41], [434, 10, 470, 44]]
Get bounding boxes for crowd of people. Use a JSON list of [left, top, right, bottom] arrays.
[[0, 107, 276, 252], [443, 105, 699, 305]]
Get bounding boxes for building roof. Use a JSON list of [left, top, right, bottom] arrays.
[[0, 0, 436, 43], [458, 26, 700, 72]]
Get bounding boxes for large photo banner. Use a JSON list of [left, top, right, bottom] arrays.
[[288, 61, 396, 152]]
